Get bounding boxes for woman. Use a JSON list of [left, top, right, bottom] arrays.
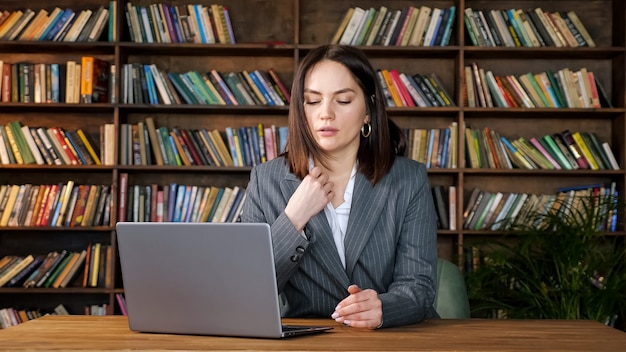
[[242, 44, 438, 329]]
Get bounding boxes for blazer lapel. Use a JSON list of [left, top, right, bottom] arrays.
[[280, 174, 350, 287], [344, 173, 389, 278]]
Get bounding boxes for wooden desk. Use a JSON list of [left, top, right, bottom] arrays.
[[0, 316, 624, 351]]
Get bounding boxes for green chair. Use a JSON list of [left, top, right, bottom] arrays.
[[434, 258, 471, 318]]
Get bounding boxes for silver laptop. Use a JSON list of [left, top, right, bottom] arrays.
[[116, 222, 332, 338]]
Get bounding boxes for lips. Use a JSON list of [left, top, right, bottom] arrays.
[[317, 126, 338, 137]]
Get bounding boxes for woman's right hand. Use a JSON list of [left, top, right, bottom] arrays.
[[284, 166, 334, 232]]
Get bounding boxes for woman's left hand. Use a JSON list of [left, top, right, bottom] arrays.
[[331, 284, 382, 329]]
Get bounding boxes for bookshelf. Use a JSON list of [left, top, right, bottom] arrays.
[[0, 0, 624, 318]]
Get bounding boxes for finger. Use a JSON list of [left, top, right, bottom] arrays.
[[309, 166, 321, 178], [342, 319, 379, 330], [322, 181, 334, 196], [318, 171, 329, 185], [347, 284, 361, 294]]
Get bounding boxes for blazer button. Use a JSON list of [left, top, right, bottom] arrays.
[[290, 255, 299, 262], [296, 246, 305, 254]]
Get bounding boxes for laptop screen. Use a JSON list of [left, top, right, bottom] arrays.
[[116, 222, 287, 338]]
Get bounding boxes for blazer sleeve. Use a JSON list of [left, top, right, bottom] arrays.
[[378, 162, 438, 327]]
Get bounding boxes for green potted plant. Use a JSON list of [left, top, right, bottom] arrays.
[[466, 191, 626, 329]]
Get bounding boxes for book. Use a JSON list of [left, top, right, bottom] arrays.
[[566, 11, 595, 47], [5, 255, 43, 287], [331, 8, 355, 44], [80, 57, 110, 103], [571, 131, 599, 170], [116, 293, 128, 316], [601, 142, 620, 170], [36, 250, 68, 287], [431, 185, 449, 229], [339, 7, 365, 45], [0, 255, 34, 287]]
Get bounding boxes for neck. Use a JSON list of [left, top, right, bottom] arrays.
[[318, 149, 357, 176]]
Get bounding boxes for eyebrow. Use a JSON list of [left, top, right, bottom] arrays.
[[303, 88, 357, 95]]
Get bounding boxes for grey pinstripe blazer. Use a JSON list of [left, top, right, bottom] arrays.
[[241, 156, 438, 328]]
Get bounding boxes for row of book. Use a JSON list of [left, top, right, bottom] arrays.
[[378, 70, 455, 107], [4, 120, 618, 171], [0, 183, 112, 228], [0, 303, 110, 329], [121, 64, 289, 106], [125, 2, 234, 44], [405, 123, 458, 169], [462, 183, 619, 232], [0, 243, 112, 289], [0, 307, 42, 329], [466, 63, 611, 108], [0, 121, 103, 166], [0, 118, 287, 168], [332, 6, 456, 47], [120, 118, 287, 168], [0, 58, 613, 110], [118, 176, 245, 224], [464, 8, 595, 48], [465, 127, 620, 171], [0, 4, 113, 42], [405, 125, 620, 171], [0, 58, 114, 104]]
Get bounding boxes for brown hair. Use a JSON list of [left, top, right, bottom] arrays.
[[285, 44, 406, 185]]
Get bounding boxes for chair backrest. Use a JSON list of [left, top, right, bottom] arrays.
[[434, 258, 471, 318]]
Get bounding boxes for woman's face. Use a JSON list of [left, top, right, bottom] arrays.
[[303, 60, 368, 157]]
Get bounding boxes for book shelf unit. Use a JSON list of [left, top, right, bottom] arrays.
[[0, 0, 624, 317]]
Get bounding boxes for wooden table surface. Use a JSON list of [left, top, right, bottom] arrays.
[[0, 316, 625, 351]]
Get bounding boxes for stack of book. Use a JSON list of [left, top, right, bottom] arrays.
[[120, 65, 289, 106], [332, 6, 456, 46], [465, 63, 611, 108], [0, 4, 113, 42], [125, 2, 235, 44], [464, 7, 595, 47], [464, 127, 620, 171], [377, 69, 455, 107]]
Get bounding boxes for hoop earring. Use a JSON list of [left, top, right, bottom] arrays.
[[361, 122, 372, 138]]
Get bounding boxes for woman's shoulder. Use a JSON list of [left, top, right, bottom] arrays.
[[391, 156, 427, 175], [251, 156, 290, 175], [382, 156, 429, 186]]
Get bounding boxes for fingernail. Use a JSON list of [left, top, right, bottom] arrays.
[[343, 320, 351, 326], [335, 304, 342, 310], [331, 312, 339, 319]]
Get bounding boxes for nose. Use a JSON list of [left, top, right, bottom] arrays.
[[319, 99, 334, 120]]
